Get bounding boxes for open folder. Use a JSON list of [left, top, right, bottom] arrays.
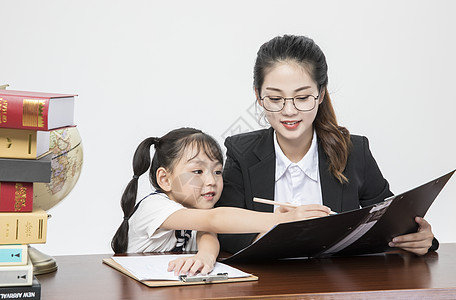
[[102, 254, 258, 287], [223, 169, 455, 263]]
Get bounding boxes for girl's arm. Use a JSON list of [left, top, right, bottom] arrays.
[[167, 231, 219, 276], [161, 204, 331, 233], [164, 205, 328, 275]]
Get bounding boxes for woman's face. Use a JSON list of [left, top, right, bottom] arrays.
[[258, 62, 322, 146]]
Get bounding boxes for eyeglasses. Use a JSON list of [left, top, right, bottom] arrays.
[[260, 94, 320, 112]]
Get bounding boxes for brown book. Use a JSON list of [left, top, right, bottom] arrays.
[[0, 208, 48, 245]]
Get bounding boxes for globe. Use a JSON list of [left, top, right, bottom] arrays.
[[33, 127, 83, 211]]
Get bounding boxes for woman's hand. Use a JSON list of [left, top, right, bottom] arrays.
[[388, 217, 434, 255], [167, 252, 216, 276], [278, 204, 332, 222]]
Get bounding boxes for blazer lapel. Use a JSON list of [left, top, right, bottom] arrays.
[[247, 130, 344, 213], [318, 143, 343, 213], [249, 128, 275, 212]]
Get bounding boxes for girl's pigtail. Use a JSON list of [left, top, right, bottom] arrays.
[[111, 137, 159, 253]]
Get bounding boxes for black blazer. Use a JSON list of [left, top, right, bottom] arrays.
[[216, 127, 394, 253]]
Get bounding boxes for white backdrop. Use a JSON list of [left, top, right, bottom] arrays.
[[1, 0, 455, 256]]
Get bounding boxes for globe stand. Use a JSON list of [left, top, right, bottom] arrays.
[[28, 246, 58, 275]]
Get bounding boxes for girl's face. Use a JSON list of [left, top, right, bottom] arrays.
[[163, 145, 223, 209], [257, 62, 322, 147]]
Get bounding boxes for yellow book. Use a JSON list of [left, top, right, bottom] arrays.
[[0, 208, 48, 245], [0, 128, 50, 159]]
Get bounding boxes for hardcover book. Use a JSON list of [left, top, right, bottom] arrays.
[[223, 169, 455, 263], [0, 276, 40, 300], [0, 89, 75, 130], [0, 153, 52, 183], [0, 182, 33, 212], [0, 244, 28, 266], [0, 208, 48, 245], [0, 128, 50, 159], [0, 257, 33, 287]]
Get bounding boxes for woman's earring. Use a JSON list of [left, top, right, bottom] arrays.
[[257, 109, 269, 127], [263, 114, 270, 126], [254, 94, 269, 128]]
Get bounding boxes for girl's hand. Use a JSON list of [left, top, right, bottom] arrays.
[[279, 204, 332, 222], [167, 253, 215, 276], [388, 217, 434, 255]]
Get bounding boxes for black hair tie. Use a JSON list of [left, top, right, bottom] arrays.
[[133, 175, 139, 179]]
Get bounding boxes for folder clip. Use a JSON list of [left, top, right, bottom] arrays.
[[179, 272, 229, 283]]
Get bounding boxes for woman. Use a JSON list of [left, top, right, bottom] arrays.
[[216, 34, 437, 255]]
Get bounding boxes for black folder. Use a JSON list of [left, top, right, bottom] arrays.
[[223, 169, 455, 263]]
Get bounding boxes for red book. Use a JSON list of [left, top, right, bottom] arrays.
[[0, 182, 33, 212], [0, 90, 76, 130]]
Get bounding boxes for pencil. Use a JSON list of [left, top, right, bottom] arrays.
[[253, 197, 298, 208], [253, 197, 338, 215]]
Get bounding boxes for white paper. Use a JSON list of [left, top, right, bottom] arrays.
[[112, 255, 251, 281]]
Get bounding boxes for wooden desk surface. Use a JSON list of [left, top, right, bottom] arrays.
[[37, 243, 456, 300]]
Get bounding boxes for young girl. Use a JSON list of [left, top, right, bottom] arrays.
[[111, 127, 331, 276], [216, 34, 437, 255]]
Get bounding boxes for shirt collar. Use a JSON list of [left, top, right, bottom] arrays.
[[274, 130, 319, 182]]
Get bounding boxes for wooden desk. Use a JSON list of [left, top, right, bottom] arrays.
[[37, 243, 456, 299]]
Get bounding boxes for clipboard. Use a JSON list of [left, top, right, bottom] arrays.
[[102, 258, 258, 287]]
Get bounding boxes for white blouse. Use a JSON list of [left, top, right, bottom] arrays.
[[273, 130, 323, 209], [127, 193, 197, 253]]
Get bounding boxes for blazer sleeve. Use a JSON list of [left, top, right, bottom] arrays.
[[357, 136, 394, 207], [356, 136, 439, 252], [216, 137, 259, 253]]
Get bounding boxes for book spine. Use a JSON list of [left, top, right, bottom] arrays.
[[0, 209, 48, 245], [0, 95, 50, 130], [0, 182, 33, 212], [0, 128, 49, 159], [0, 277, 41, 299], [0, 258, 33, 287], [0, 154, 52, 183], [0, 244, 28, 266]]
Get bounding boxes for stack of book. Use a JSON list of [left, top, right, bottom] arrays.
[[0, 89, 76, 299], [0, 245, 41, 299]]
